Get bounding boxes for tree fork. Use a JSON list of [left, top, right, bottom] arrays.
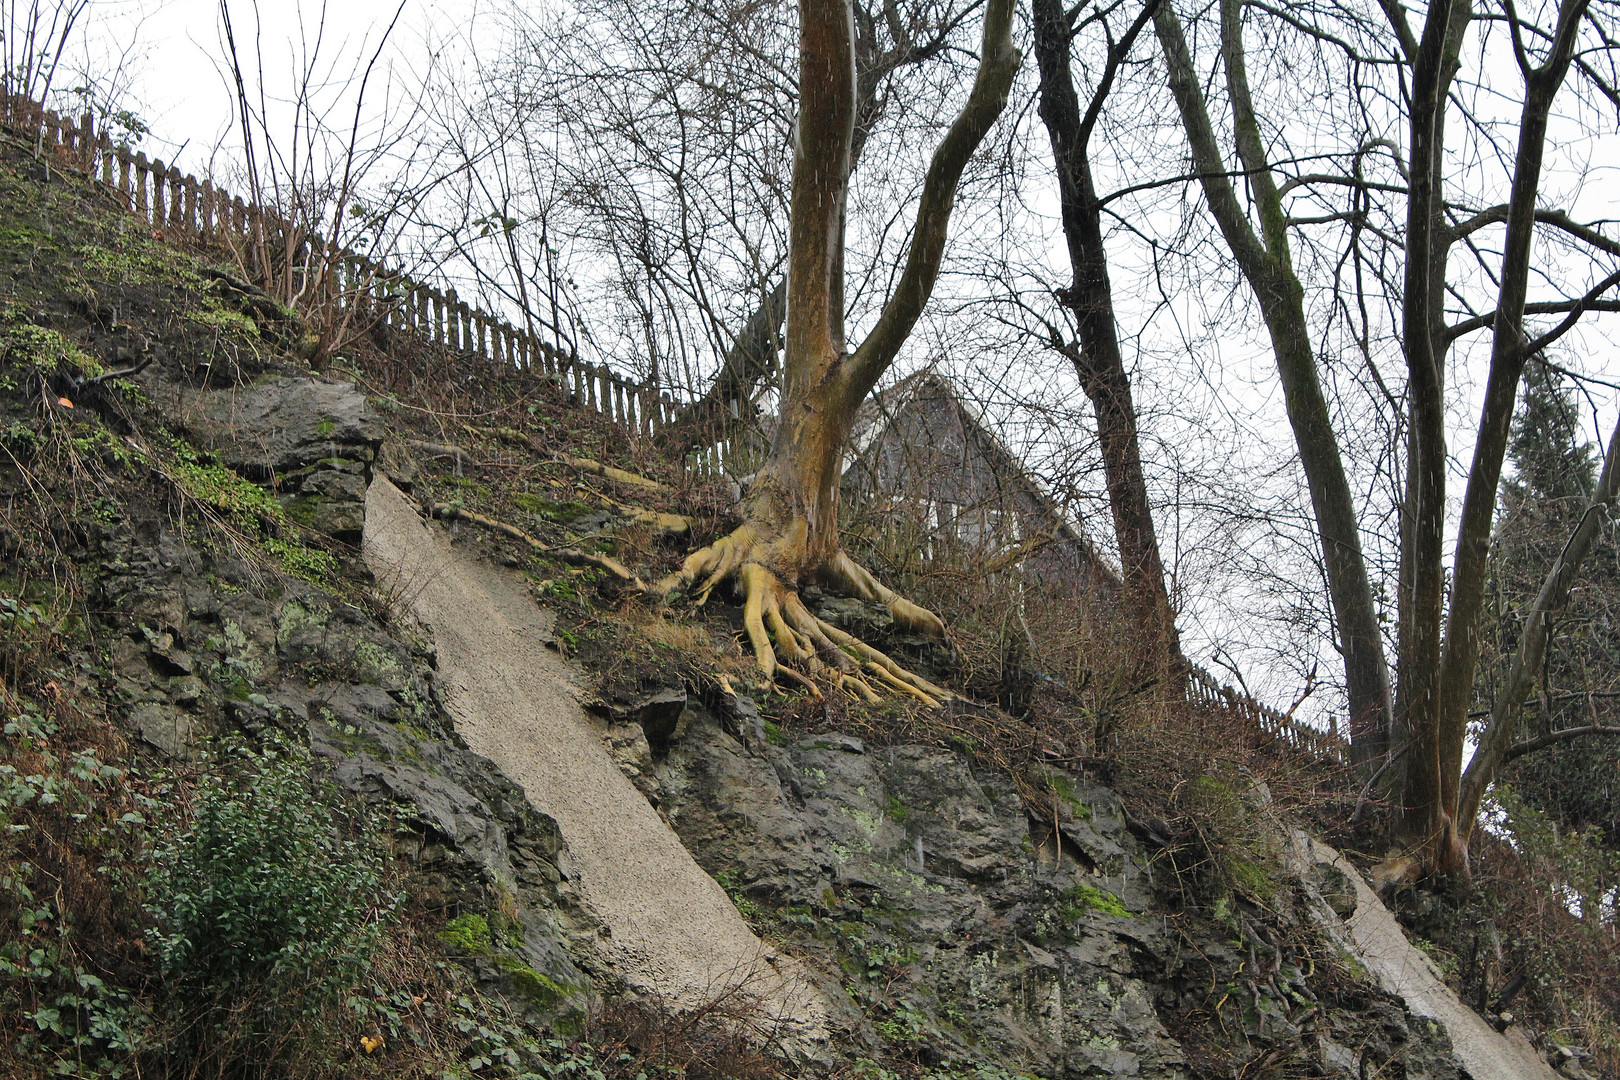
[[660, 0, 1019, 698]]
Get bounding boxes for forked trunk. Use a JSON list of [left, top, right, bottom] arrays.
[[740, 375, 857, 581], [658, 0, 1018, 700]]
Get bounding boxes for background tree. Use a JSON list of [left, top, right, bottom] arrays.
[[661, 0, 1019, 702], [1030, 0, 1183, 684], [1469, 365, 1620, 846], [1152, 0, 1395, 762], [1147, 0, 1620, 870]]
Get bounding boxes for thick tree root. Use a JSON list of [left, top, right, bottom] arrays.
[[432, 503, 647, 587], [435, 500, 949, 705], [662, 532, 952, 705], [556, 454, 668, 492]]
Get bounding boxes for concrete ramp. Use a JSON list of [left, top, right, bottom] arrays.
[[363, 478, 829, 1054], [1291, 832, 1558, 1080]]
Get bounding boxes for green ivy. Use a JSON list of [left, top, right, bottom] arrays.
[[145, 734, 398, 1048]]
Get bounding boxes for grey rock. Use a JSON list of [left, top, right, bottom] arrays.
[[130, 701, 195, 757], [294, 465, 369, 502], [796, 734, 865, 754], [307, 706, 594, 1002], [167, 674, 206, 706], [635, 688, 687, 754], [1314, 858, 1358, 919], [376, 438, 419, 491], [656, 712, 1187, 1076], [186, 376, 381, 479]]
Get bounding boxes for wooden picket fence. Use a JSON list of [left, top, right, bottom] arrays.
[[1, 92, 1347, 762], [0, 92, 682, 439], [1185, 663, 1348, 765]]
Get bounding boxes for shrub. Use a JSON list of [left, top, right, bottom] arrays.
[[144, 734, 398, 1072]]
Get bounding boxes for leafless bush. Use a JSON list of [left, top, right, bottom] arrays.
[[212, 0, 444, 362]]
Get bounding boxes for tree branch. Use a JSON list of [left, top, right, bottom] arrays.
[[1445, 298, 1620, 342], [1503, 724, 1620, 765], [1152, 1, 1270, 269], [847, 0, 1020, 392], [1520, 266, 1620, 356]]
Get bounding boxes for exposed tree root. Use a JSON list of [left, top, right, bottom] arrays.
[[431, 503, 647, 588], [556, 454, 668, 492], [662, 528, 952, 706], [432, 499, 948, 706]]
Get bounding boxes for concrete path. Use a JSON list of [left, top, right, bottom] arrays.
[[363, 478, 829, 1054], [1291, 832, 1558, 1080]]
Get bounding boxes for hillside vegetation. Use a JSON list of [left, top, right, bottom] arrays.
[[0, 114, 1616, 1080]]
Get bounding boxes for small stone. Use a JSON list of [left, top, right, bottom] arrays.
[[168, 675, 206, 706], [797, 734, 865, 754], [636, 688, 687, 753], [131, 702, 194, 758]]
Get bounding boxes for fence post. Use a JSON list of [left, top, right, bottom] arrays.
[[149, 158, 166, 226], [115, 143, 131, 208], [134, 151, 151, 219], [200, 179, 215, 239], [169, 166, 185, 229]]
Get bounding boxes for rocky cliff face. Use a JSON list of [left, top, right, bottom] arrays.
[[41, 358, 1515, 1078], [645, 712, 1485, 1079]]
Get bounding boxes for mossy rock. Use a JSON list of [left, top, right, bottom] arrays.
[[1061, 883, 1130, 919], [438, 912, 494, 954], [494, 957, 582, 1008], [512, 491, 594, 522]]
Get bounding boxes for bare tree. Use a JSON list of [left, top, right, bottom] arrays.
[[1151, 0, 1620, 871], [1030, 0, 1184, 684], [419, 0, 992, 442], [1402, 0, 1599, 869], [0, 0, 88, 110], [660, 0, 1020, 701], [215, 0, 442, 360], [1153, 0, 1394, 763]]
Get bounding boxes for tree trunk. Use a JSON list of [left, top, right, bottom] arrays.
[[1032, 0, 1183, 682], [1390, 0, 1472, 865], [1388, 0, 1588, 871], [1432, 0, 1589, 844], [662, 0, 1020, 701], [1155, 0, 1392, 757], [659, 12, 967, 456]]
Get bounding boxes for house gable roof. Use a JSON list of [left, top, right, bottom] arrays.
[[845, 370, 1121, 590]]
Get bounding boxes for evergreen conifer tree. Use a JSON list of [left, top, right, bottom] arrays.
[[1483, 364, 1620, 847]]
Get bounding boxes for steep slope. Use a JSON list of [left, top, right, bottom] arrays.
[[363, 477, 833, 1055]]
